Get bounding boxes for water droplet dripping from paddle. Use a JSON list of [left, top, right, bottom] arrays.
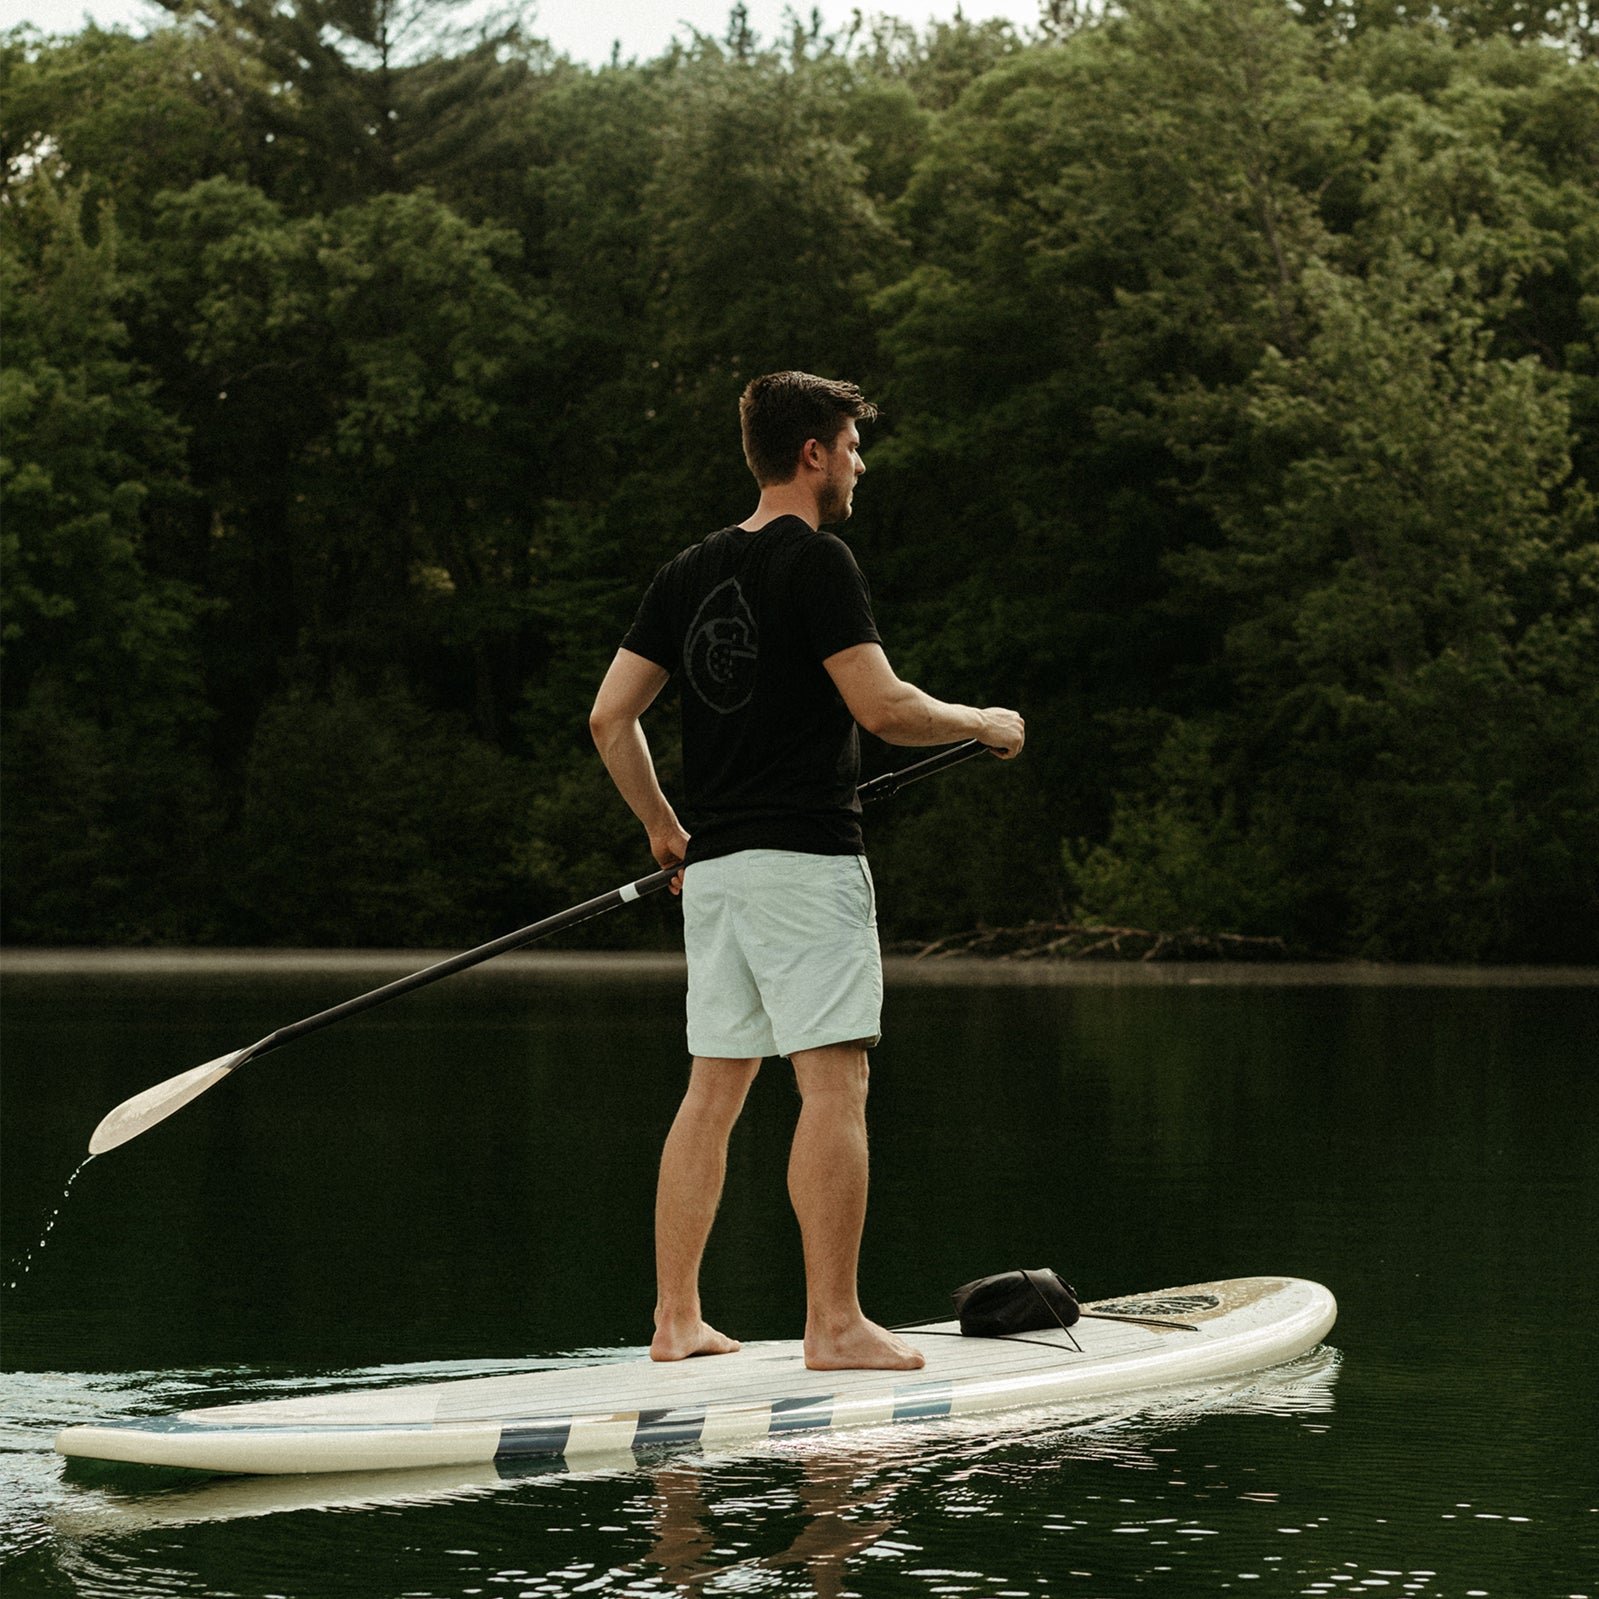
[[4, 1156, 94, 1290]]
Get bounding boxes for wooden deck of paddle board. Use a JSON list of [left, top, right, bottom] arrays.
[[55, 1277, 1336, 1476]]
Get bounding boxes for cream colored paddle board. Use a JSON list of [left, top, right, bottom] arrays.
[[55, 1276, 1336, 1477]]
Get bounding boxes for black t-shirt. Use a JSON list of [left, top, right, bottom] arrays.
[[621, 516, 883, 863]]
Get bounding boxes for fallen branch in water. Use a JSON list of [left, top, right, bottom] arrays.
[[889, 921, 1291, 962]]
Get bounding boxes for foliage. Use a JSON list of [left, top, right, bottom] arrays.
[[0, 173, 218, 941], [1146, 253, 1599, 957], [228, 680, 530, 944], [1, 1, 1594, 957]]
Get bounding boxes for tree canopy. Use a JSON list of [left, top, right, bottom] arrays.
[[2, 0, 1594, 959]]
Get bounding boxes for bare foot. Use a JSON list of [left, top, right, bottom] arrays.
[[804, 1318, 925, 1371], [650, 1317, 741, 1362]]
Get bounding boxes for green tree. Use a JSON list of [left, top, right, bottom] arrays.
[[228, 680, 530, 943], [147, 0, 553, 212], [642, 48, 897, 449], [873, 0, 1597, 954], [865, 0, 1354, 902], [1300, 0, 1597, 57], [1, 23, 252, 223], [143, 178, 557, 741], [0, 175, 216, 940], [1083, 250, 1598, 958]]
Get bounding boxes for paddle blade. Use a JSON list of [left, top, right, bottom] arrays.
[[88, 1051, 248, 1155]]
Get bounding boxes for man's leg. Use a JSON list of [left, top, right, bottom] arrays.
[[652, 1055, 761, 1361], [788, 1042, 924, 1372]]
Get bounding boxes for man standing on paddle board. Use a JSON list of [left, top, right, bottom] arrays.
[[590, 371, 1024, 1371]]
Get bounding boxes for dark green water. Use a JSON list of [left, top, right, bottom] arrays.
[[2, 963, 1596, 1597]]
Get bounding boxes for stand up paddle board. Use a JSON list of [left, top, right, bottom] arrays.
[[55, 1277, 1335, 1477]]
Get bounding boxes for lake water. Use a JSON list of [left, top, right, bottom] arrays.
[[2, 957, 1596, 1598]]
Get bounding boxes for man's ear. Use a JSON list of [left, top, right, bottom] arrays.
[[798, 436, 827, 472]]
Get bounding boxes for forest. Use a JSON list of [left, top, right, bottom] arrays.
[[2, 0, 1596, 960]]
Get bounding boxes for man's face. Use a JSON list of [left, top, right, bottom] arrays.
[[816, 420, 865, 526]]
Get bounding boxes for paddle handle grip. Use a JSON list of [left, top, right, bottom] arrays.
[[252, 867, 678, 1060]]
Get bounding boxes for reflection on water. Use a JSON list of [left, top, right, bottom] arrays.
[[643, 1455, 899, 1597]]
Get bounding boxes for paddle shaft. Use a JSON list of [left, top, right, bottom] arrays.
[[860, 738, 987, 801], [241, 867, 677, 1067], [239, 739, 989, 1066]]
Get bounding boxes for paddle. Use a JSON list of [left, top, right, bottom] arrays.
[[88, 738, 990, 1155]]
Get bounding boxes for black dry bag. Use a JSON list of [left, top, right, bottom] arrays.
[[951, 1268, 1081, 1337]]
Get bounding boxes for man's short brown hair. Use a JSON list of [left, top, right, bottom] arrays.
[[739, 372, 878, 487]]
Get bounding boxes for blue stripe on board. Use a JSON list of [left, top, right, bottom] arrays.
[[495, 1419, 573, 1458], [768, 1395, 834, 1435], [635, 1408, 708, 1448], [893, 1381, 953, 1421]]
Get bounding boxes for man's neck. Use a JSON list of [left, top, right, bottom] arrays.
[[738, 481, 822, 532]]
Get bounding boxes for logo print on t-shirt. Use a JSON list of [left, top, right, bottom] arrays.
[[685, 577, 758, 714]]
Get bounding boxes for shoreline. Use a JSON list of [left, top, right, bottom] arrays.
[[2, 948, 1595, 987]]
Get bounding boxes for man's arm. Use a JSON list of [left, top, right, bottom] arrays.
[[590, 649, 691, 883], [823, 643, 1025, 757]]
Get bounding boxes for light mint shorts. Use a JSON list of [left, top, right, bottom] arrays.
[[682, 849, 883, 1060]]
